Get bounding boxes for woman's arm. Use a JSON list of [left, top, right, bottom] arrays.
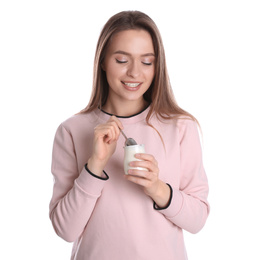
[[157, 120, 210, 233], [49, 124, 108, 242], [49, 116, 123, 242], [125, 119, 210, 234]]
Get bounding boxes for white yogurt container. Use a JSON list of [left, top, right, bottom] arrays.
[[124, 144, 147, 175]]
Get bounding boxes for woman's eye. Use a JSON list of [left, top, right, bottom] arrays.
[[142, 62, 152, 66], [116, 59, 127, 64]]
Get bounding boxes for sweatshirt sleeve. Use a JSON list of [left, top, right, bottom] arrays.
[[157, 119, 210, 234], [49, 124, 108, 242]]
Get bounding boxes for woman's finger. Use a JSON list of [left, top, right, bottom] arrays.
[[124, 173, 152, 186], [127, 168, 154, 179], [130, 157, 159, 173], [135, 153, 158, 166], [110, 115, 124, 130], [95, 121, 120, 143], [129, 161, 155, 173]]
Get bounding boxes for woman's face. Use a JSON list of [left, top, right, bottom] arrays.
[[102, 29, 155, 108]]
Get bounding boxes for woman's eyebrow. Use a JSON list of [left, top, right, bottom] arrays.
[[113, 50, 155, 57]]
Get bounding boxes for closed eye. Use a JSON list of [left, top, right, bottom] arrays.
[[116, 59, 128, 64], [142, 62, 152, 66]]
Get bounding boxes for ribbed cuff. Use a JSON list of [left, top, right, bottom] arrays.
[[84, 163, 109, 180], [75, 164, 108, 197]]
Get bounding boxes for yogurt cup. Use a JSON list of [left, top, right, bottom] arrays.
[[124, 144, 147, 175]]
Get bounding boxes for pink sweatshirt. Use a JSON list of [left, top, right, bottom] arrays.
[[49, 107, 209, 260]]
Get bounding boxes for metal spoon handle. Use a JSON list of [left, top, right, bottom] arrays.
[[120, 129, 128, 141]]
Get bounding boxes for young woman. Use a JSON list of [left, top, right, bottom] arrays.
[[49, 11, 210, 260]]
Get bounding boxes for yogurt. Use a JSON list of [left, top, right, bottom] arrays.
[[124, 144, 147, 175]]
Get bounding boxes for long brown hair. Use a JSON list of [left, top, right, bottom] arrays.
[[80, 10, 197, 126]]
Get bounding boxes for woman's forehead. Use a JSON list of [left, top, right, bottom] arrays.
[[107, 29, 155, 56]]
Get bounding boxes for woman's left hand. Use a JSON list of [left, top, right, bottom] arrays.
[[125, 153, 159, 196], [124, 153, 171, 208]]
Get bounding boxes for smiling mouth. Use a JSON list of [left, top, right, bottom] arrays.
[[122, 81, 142, 88]]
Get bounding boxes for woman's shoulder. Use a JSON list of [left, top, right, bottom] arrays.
[[154, 113, 197, 129], [173, 116, 201, 143], [175, 116, 197, 128], [58, 110, 98, 133]]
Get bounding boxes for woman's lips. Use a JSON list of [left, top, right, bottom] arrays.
[[121, 81, 142, 91]]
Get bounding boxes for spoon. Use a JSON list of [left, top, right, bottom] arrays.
[[120, 129, 137, 146]]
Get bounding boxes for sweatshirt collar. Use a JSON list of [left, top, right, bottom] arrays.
[[93, 105, 150, 125]]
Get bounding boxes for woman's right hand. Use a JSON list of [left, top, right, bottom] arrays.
[[87, 116, 123, 177]]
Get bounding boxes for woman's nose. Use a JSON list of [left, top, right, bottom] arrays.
[[126, 61, 140, 78]]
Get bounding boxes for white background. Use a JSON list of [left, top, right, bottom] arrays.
[[1, 0, 253, 259]]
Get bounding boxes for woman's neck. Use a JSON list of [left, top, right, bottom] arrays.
[[102, 99, 149, 117]]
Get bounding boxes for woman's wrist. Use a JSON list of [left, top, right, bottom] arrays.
[[153, 183, 173, 210], [149, 181, 172, 209], [87, 157, 106, 177], [84, 163, 109, 180]]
